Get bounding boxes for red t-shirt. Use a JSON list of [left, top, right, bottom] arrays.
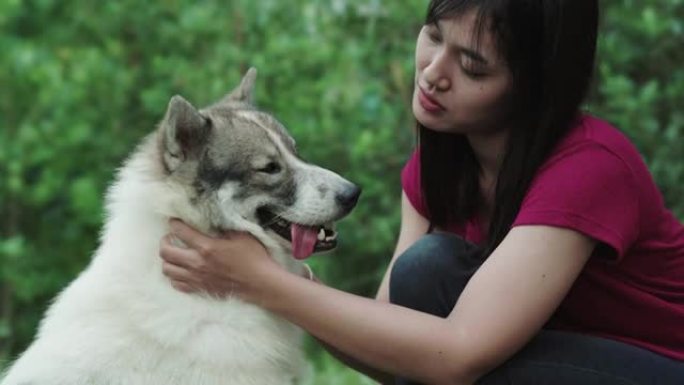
[[401, 115, 684, 360]]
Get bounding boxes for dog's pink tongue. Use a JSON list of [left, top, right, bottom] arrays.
[[291, 224, 318, 260]]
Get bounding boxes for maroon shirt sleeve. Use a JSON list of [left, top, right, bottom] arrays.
[[401, 149, 429, 218], [513, 142, 641, 260]]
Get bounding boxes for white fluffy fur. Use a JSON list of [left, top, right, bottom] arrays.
[[1, 134, 308, 385]]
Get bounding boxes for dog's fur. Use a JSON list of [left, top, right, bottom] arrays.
[[1, 68, 359, 385]]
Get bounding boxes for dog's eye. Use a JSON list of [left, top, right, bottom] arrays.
[[258, 162, 282, 174]]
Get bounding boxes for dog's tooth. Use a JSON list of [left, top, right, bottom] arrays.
[[318, 228, 326, 241]]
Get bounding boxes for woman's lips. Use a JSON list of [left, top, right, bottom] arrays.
[[418, 88, 445, 113]]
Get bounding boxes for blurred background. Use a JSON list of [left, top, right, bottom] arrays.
[[1, 0, 682, 382]]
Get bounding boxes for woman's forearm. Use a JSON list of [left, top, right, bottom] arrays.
[[305, 270, 394, 383], [315, 337, 394, 384], [252, 268, 478, 385]]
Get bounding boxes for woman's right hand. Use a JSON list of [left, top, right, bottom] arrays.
[[159, 219, 280, 300]]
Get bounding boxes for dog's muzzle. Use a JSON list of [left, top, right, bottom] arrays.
[[256, 208, 338, 259]]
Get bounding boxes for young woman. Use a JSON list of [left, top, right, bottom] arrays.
[[159, 0, 684, 383]]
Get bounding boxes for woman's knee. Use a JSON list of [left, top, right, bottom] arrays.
[[389, 233, 480, 316]]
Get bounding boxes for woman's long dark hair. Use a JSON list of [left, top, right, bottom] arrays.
[[419, 0, 599, 256]]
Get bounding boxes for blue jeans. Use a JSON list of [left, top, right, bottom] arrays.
[[390, 233, 684, 384]]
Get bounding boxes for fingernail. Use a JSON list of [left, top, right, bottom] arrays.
[[170, 234, 185, 248]]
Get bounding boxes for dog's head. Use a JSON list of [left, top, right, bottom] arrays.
[[158, 68, 360, 259]]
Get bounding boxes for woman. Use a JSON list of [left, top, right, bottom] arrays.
[[159, 0, 684, 383]]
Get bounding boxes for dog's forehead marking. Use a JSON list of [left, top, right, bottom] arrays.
[[201, 112, 272, 165], [233, 110, 298, 159], [235, 111, 295, 148]]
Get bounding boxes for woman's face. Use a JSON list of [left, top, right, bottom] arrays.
[[413, 10, 512, 134]]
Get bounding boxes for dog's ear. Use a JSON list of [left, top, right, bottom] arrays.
[[161, 95, 210, 171], [222, 67, 257, 104]]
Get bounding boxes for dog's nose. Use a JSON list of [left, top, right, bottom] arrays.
[[336, 184, 362, 211]]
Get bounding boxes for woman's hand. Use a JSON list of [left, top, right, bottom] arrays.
[[159, 219, 282, 301]]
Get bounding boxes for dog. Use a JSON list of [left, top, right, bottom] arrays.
[[1, 68, 360, 385]]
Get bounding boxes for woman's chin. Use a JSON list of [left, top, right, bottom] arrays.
[[414, 113, 454, 133], [413, 101, 453, 132]]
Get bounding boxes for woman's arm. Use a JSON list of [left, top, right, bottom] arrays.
[[162, 222, 595, 384], [301, 273, 394, 384], [314, 339, 394, 384], [162, 192, 426, 383], [313, 191, 429, 384], [376, 192, 430, 302]]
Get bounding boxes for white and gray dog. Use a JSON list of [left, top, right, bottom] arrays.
[[1, 68, 360, 385]]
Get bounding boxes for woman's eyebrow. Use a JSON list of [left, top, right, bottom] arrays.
[[434, 21, 490, 65]]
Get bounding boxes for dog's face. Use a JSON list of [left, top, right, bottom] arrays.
[[158, 68, 360, 259]]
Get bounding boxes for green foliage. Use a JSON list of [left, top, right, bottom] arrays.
[[1, 0, 682, 381], [592, 0, 684, 214], [304, 347, 377, 385]]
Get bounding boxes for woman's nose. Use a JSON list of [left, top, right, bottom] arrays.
[[423, 52, 451, 91], [427, 77, 450, 92]]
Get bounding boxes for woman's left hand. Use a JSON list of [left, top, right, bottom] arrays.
[[159, 219, 280, 301]]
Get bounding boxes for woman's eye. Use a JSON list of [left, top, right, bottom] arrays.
[[428, 31, 442, 43], [423, 25, 442, 43], [462, 67, 487, 79], [461, 58, 487, 79], [258, 162, 282, 174]]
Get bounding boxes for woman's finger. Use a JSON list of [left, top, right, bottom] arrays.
[[170, 280, 197, 293], [161, 260, 196, 282], [169, 219, 213, 252], [159, 234, 206, 270], [220, 229, 240, 239]]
